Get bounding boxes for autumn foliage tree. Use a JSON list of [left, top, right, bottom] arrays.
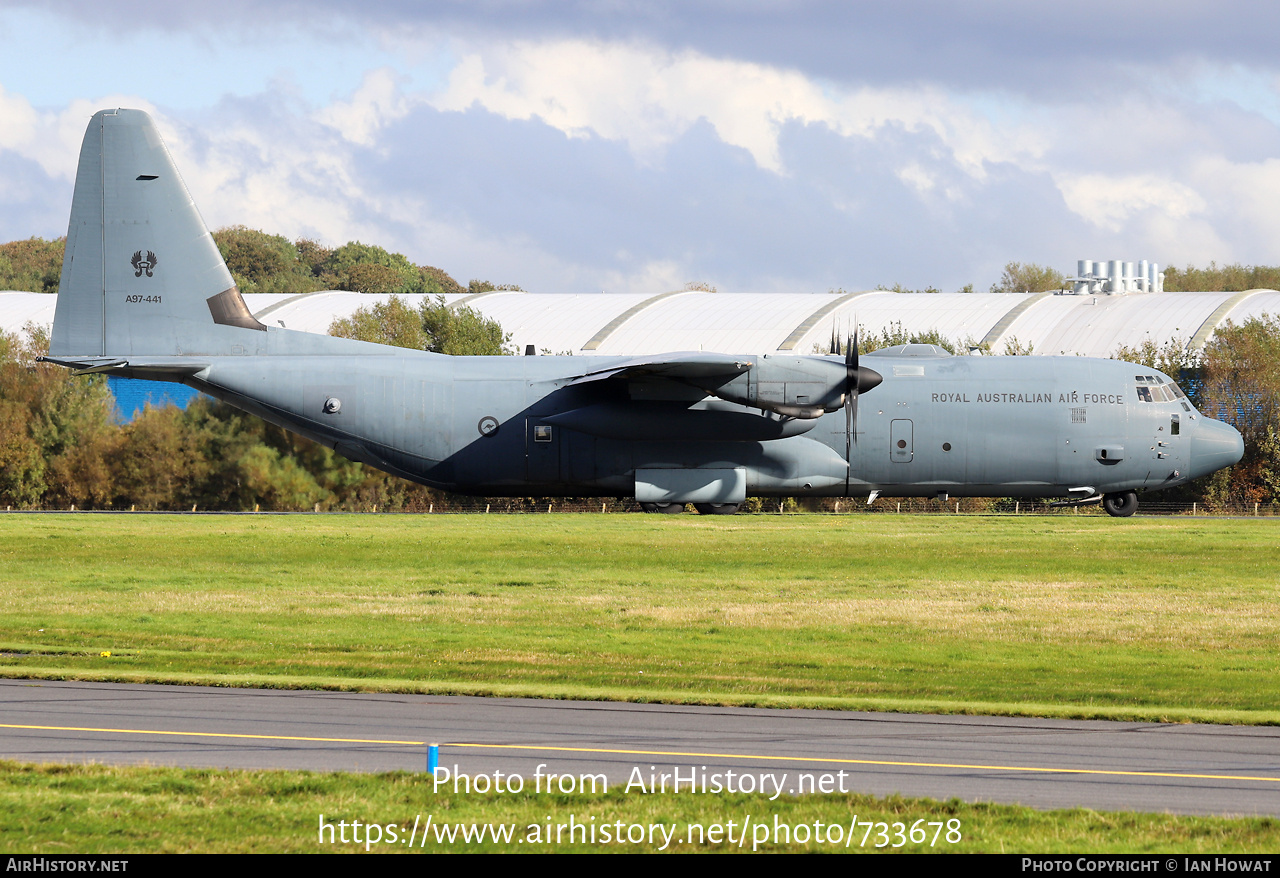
[[0, 229, 478, 297], [0, 327, 119, 507], [214, 227, 325, 294], [1195, 316, 1280, 506], [0, 238, 66, 294], [1112, 315, 1280, 507], [0, 323, 459, 511], [992, 262, 1065, 293], [329, 295, 511, 356], [1163, 263, 1280, 292]]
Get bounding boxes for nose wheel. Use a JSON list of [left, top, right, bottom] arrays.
[[1102, 490, 1138, 517]]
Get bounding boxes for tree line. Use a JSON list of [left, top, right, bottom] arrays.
[[880, 260, 1280, 295], [1, 228, 518, 297], [6, 238, 1279, 299]]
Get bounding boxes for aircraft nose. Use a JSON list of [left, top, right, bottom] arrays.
[[1189, 417, 1245, 479]]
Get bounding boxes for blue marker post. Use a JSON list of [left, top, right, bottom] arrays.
[[428, 742, 439, 774]]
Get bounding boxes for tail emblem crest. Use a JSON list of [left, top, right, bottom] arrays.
[[131, 250, 157, 278]]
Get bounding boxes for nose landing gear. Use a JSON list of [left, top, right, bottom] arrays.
[[1102, 490, 1138, 517]]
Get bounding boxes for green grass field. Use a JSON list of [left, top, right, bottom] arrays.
[[3, 512, 1279, 854], [1, 513, 1277, 722], [4, 762, 1279, 854]]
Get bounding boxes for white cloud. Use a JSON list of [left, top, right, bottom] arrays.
[[1057, 173, 1207, 233], [0, 88, 158, 181], [315, 68, 419, 147], [7, 17, 1280, 294], [597, 258, 688, 296], [0, 87, 39, 154], [1184, 155, 1280, 259], [896, 162, 936, 195], [426, 40, 1045, 178], [167, 120, 367, 247]]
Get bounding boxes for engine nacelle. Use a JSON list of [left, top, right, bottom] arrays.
[[686, 355, 878, 419]]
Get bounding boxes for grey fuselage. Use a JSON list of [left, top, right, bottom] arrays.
[[178, 331, 1240, 501]]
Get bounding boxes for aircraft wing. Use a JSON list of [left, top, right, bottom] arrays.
[[563, 352, 750, 386], [562, 351, 867, 420]]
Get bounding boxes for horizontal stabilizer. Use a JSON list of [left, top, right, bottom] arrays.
[[38, 356, 128, 375], [39, 355, 209, 380]]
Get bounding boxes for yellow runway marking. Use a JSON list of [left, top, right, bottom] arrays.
[[447, 742, 1280, 784], [4, 723, 1277, 784], [0, 723, 418, 746]]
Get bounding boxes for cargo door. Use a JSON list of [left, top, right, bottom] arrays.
[[526, 420, 560, 484]]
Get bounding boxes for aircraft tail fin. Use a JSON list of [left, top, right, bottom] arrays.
[[50, 109, 266, 359]]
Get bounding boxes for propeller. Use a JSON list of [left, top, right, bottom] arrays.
[[845, 331, 856, 454], [843, 327, 882, 453]]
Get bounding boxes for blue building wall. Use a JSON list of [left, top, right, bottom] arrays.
[[106, 376, 201, 423]]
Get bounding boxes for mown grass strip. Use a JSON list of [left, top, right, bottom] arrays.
[[3, 762, 1278, 854], [1, 514, 1277, 721]]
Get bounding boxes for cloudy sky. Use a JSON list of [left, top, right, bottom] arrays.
[[2, 1, 1279, 294]]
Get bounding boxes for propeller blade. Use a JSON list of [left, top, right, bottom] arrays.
[[841, 326, 882, 447], [846, 386, 854, 453], [846, 329, 858, 446]]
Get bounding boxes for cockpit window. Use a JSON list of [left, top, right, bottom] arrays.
[[1134, 375, 1190, 405]]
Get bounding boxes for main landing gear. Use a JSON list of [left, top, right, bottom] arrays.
[[639, 502, 685, 514], [693, 503, 741, 515], [639, 502, 742, 515]]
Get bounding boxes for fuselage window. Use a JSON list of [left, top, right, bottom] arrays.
[[1171, 415, 1180, 436]]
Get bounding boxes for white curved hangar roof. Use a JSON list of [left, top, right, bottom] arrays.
[[4, 288, 1278, 358]]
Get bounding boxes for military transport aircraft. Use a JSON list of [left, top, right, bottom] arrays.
[[42, 109, 1244, 516]]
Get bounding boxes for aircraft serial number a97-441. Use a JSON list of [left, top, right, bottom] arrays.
[[42, 110, 1244, 516]]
